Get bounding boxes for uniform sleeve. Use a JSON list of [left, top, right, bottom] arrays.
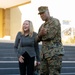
[[48, 19, 61, 39], [42, 19, 61, 41], [34, 32, 40, 62], [14, 32, 21, 58]]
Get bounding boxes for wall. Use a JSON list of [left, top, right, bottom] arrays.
[[0, 9, 4, 38], [4, 9, 10, 36], [10, 7, 22, 40]]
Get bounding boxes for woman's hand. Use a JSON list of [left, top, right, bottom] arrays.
[[34, 60, 37, 66], [19, 56, 24, 63]]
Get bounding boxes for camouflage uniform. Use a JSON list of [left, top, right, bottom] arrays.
[[38, 7, 64, 75]]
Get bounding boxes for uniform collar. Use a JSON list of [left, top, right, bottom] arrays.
[[45, 17, 54, 24]]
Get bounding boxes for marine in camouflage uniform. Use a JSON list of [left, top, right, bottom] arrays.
[[37, 6, 64, 75]]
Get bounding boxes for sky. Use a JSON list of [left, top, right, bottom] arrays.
[[19, 0, 75, 32]]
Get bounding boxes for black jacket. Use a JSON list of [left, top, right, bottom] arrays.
[[14, 32, 40, 61]]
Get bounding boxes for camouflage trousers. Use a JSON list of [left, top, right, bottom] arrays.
[[40, 55, 62, 75]]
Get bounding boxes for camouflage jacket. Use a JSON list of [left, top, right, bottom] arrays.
[[38, 17, 64, 59]]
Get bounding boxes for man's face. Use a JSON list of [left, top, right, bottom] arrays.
[[39, 10, 49, 21]]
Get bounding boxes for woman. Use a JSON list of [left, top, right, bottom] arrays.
[[14, 20, 40, 75]]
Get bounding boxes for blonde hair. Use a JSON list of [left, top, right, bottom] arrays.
[[21, 20, 34, 37]]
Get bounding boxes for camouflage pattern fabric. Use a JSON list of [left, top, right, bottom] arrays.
[[40, 55, 62, 75], [38, 17, 64, 75], [38, 6, 48, 14]]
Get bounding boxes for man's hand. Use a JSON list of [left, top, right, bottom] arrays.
[[38, 27, 47, 37], [34, 61, 40, 70]]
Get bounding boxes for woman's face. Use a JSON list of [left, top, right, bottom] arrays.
[[23, 21, 30, 31]]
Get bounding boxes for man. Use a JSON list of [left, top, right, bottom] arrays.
[[36, 6, 64, 75]]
